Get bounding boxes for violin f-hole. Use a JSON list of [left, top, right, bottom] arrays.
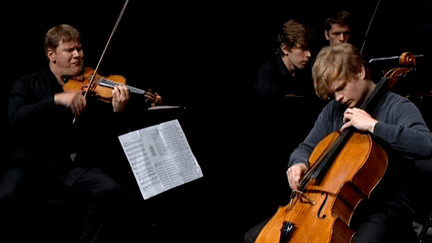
[[81, 85, 97, 97]]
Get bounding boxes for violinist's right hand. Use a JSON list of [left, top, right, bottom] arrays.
[[287, 163, 308, 191], [54, 92, 87, 116]]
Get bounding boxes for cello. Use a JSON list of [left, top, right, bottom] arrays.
[[255, 52, 417, 243]]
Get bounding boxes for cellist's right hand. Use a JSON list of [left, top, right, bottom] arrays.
[[54, 92, 87, 116], [287, 163, 308, 191]]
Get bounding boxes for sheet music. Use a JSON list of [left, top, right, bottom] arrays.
[[118, 119, 203, 200]]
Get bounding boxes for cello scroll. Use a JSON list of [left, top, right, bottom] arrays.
[[384, 52, 417, 90]]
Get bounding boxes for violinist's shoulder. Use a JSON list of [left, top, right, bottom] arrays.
[[11, 68, 56, 95]]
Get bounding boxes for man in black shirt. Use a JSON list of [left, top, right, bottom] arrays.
[[1, 24, 158, 243], [324, 10, 353, 46], [253, 19, 316, 97]]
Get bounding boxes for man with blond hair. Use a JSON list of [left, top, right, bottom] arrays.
[[286, 43, 432, 242]]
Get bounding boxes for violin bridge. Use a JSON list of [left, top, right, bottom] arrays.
[[280, 221, 295, 243]]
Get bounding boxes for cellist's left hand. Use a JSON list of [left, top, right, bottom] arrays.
[[341, 108, 378, 133], [112, 85, 130, 113]]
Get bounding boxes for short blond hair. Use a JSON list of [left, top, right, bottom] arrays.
[[312, 43, 370, 100], [44, 24, 81, 57]]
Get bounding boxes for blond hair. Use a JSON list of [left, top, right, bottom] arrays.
[[44, 24, 81, 57], [312, 43, 370, 100]]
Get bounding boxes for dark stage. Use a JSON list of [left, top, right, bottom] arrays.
[[3, 0, 432, 242]]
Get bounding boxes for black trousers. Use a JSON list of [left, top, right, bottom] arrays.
[[0, 164, 122, 243]]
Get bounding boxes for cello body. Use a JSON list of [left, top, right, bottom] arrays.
[[255, 131, 388, 243]]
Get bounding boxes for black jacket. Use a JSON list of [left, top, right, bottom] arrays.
[[253, 55, 316, 97], [8, 67, 129, 172]]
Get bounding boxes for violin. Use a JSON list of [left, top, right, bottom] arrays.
[[255, 52, 417, 243], [63, 67, 147, 103]]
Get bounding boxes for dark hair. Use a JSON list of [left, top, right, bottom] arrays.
[[275, 19, 315, 55], [44, 24, 81, 57], [324, 10, 352, 31]]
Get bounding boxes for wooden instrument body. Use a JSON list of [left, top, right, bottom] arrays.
[[63, 67, 128, 103], [256, 131, 388, 243]]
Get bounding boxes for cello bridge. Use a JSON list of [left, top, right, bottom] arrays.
[[292, 190, 315, 205]]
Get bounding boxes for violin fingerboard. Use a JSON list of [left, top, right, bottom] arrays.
[[99, 79, 145, 95]]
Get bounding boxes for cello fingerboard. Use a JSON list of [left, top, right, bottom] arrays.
[[99, 79, 146, 95]]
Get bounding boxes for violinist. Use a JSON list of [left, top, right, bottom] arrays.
[[286, 43, 432, 242], [1, 24, 159, 242]]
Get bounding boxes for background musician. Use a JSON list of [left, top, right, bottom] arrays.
[[324, 10, 353, 46], [287, 43, 432, 242], [252, 19, 316, 97], [248, 19, 325, 212]]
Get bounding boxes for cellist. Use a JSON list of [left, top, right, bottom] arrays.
[[246, 43, 432, 243], [286, 43, 432, 242]]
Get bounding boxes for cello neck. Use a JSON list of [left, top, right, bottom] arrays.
[[359, 76, 389, 112], [301, 128, 354, 190]]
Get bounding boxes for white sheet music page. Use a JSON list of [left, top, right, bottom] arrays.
[[118, 119, 203, 200]]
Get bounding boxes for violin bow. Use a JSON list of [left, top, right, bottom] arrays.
[[360, 0, 381, 54], [73, 0, 130, 124]]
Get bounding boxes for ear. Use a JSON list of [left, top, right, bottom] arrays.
[[325, 30, 329, 40], [358, 64, 366, 79], [281, 43, 290, 55], [47, 48, 56, 63]]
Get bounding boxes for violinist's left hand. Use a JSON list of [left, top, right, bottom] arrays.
[[112, 85, 130, 113], [341, 108, 378, 133]]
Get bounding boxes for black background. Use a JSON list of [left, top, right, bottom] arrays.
[[3, 1, 432, 242]]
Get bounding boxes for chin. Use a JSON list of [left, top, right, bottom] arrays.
[[297, 63, 309, 70], [68, 66, 83, 77]]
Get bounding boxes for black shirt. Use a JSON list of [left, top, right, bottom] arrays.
[[8, 67, 128, 169], [253, 55, 316, 98]]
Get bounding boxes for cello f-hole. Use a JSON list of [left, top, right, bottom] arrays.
[[317, 192, 328, 219]]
